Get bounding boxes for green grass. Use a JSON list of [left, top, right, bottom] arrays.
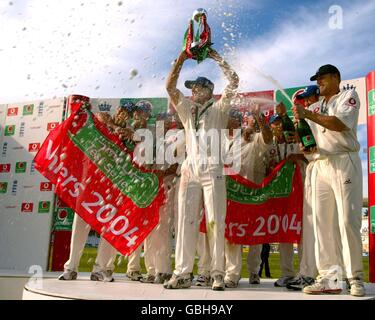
[[78, 247, 370, 282]]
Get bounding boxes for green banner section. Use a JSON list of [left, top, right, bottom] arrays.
[[370, 146, 375, 174], [68, 110, 159, 208], [371, 206, 375, 234], [226, 162, 295, 204], [369, 89, 375, 116], [119, 97, 168, 125]]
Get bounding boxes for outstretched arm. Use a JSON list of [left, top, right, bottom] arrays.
[[207, 48, 239, 97], [166, 51, 188, 107]]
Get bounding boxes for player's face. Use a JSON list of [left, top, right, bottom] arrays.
[[192, 85, 213, 104], [246, 115, 256, 131], [113, 107, 131, 127], [270, 119, 284, 140], [317, 73, 339, 96], [227, 117, 241, 130], [305, 95, 319, 107]]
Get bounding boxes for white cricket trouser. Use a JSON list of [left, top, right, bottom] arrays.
[[144, 175, 175, 275], [224, 241, 242, 282], [126, 246, 142, 272], [247, 244, 262, 274], [174, 165, 227, 278], [64, 214, 117, 273], [299, 161, 318, 278], [197, 231, 211, 277], [311, 153, 363, 280]]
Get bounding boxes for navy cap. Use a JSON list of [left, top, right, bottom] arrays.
[[228, 109, 243, 123], [135, 100, 152, 113], [310, 64, 341, 81], [268, 114, 282, 125], [296, 85, 320, 99], [119, 101, 136, 112], [185, 76, 214, 91]]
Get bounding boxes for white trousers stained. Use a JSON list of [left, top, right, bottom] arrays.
[[246, 244, 262, 275], [64, 214, 117, 273], [311, 153, 363, 280], [174, 166, 227, 278], [224, 241, 242, 282], [144, 175, 175, 275]]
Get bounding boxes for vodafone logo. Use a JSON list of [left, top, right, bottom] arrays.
[[58, 209, 68, 220], [47, 122, 59, 131], [7, 107, 18, 116], [28, 143, 40, 152], [348, 98, 356, 105], [313, 106, 320, 113], [0, 164, 11, 172], [21, 203, 33, 213], [40, 182, 53, 191]]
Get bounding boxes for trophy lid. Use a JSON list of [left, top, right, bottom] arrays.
[[192, 8, 207, 22]]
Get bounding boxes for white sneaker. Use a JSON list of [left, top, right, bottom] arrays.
[[274, 276, 294, 287], [224, 278, 239, 288], [195, 274, 211, 287], [58, 269, 77, 280], [90, 270, 114, 282], [212, 275, 225, 291], [303, 277, 342, 295], [249, 273, 260, 285], [126, 271, 143, 281], [163, 273, 192, 289], [349, 279, 366, 297]]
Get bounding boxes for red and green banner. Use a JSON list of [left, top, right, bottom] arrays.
[[34, 103, 165, 256], [201, 160, 303, 245]]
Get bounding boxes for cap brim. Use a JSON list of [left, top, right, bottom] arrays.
[[184, 80, 196, 89], [310, 74, 318, 81], [296, 93, 306, 99]]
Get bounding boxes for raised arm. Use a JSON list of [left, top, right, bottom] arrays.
[[166, 51, 188, 107], [207, 48, 239, 97]]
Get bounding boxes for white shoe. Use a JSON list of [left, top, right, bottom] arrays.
[[224, 278, 239, 288], [195, 274, 211, 287], [249, 273, 260, 285], [163, 273, 192, 289], [126, 271, 143, 281], [349, 279, 366, 297], [274, 276, 294, 287], [90, 270, 114, 282], [303, 277, 342, 295], [212, 275, 225, 291], [58, 269, 77, 280]]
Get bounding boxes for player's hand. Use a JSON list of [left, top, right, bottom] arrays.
[[286, 131, 298, 144], [299, 143, 317, 154], [115, 127, 134, 141], [276, 102, 287, 116], [292, 104, 307, 120], [207, 48, 222, 61]]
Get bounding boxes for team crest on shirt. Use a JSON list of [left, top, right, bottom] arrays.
[[345, 97, 357, 108], [313, 106, 320, 113]]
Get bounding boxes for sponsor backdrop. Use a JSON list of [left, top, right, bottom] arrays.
[[0, 73, 371, 274], [0, 98, 65, 270]]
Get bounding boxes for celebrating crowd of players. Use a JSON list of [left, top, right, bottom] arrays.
[[58, 49, 366, 297]]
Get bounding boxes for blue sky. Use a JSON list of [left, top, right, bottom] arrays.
[[0, 0, 373, 196]]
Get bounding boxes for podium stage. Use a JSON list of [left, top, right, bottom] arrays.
[[23, 275, 375, 300]]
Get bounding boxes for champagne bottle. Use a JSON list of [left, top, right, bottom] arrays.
[[280, 113, 295, 142], [296, 119, 316, 151]]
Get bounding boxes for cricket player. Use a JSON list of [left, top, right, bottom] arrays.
[[286, 85, 320, 291], [266, 111, 307, 287], [293, 64, 365, 297], [164, 48, 239, 290], [224, 106, 273, 288], [58, 103, 137, 282]]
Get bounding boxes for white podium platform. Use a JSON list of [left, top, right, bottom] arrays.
[[23, 276, 375, 300]]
